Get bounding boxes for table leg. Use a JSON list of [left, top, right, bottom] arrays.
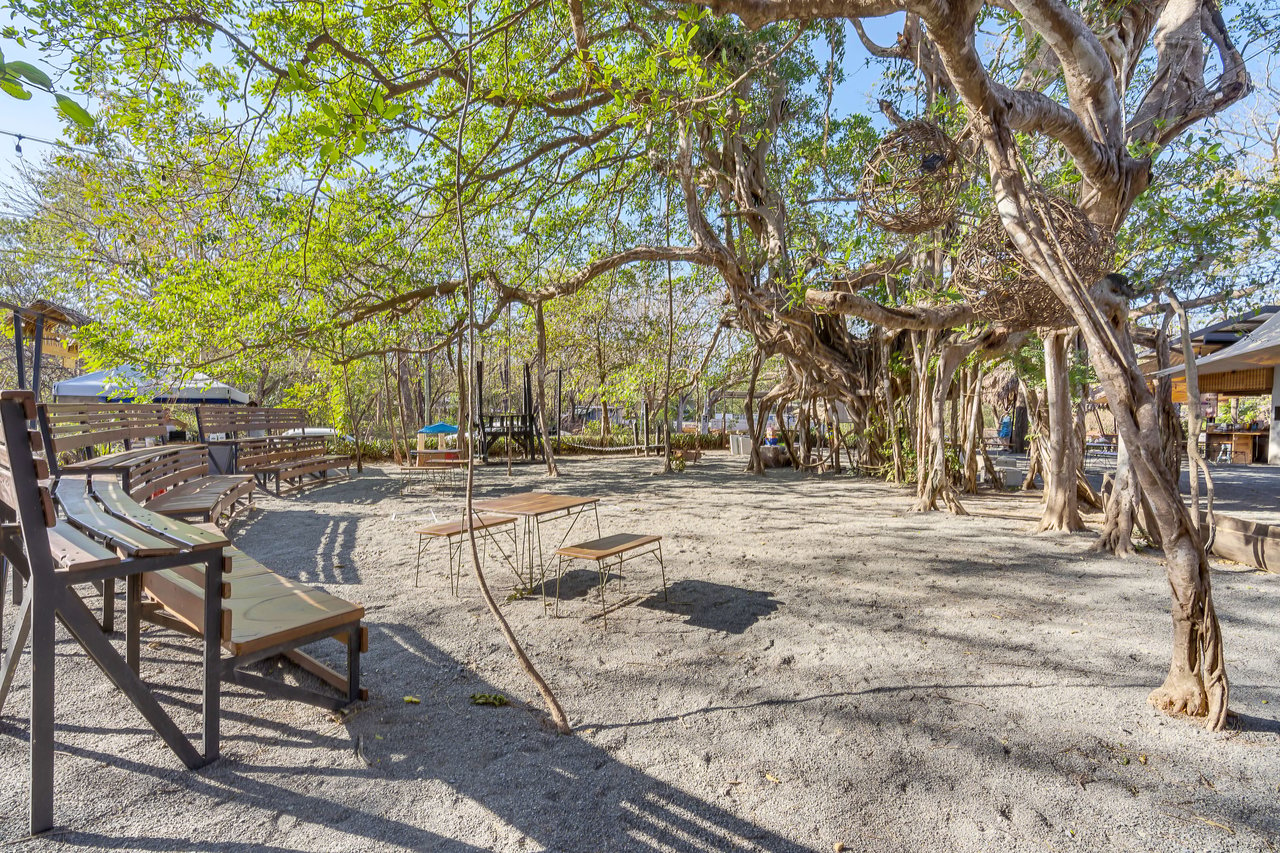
[[414, 534, 425, 588], [656, 541, 668, 601]]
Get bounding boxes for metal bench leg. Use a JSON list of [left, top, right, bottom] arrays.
[[657, 541, 668, 602], [202, 554, 223, 760], [346, 622, 362, 705], [414, 534, 425, 588], [29, 574, 55, 834], [554, 555, 566, 618], [126, 574, 142, 675], [100, 578, 115, 633], [56, 586, 204, 770], [598, 558, 609, 628], [0, 591, 31, 716]]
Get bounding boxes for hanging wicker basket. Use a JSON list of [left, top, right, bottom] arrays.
[[952, 193, 1115, 328], [857, 120, 964, 234]]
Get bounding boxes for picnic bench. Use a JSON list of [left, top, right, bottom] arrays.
[[414, 512, 518, 593], [398, 458, 469, 494], [0, 392, 368, 833], [553, 533, 667, 625], [195, 405, 351, 495], [41, 402, 256, 526]]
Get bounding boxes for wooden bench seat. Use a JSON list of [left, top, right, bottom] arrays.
[[553, 533, 667, 624], [556, 533, 663, 561], [40, 405, 255, 527], [141, 546, 367, 704], [143, 548, 364, 655], [143, 474, 256, 522]]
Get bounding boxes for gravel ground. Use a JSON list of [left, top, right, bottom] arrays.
[[1, 453, 1277, 852]]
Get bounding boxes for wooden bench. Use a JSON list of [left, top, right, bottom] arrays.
[[195, 406, 351, 494], [414, 512, 517, 592], [122, 445, 256, 524], [40, 401, 167, 464], [0, 393, 368, 834], [41, 403, 256, 527], [141, 545, 368, 706], [553, 533, 667, 625]]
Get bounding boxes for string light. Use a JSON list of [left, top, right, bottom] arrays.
[[0, 128, 311, 199]]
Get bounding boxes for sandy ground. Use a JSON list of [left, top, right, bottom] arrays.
[[1, 453, 1278, 852]]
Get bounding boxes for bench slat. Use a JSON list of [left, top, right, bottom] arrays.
[[92, 479, 229, 551], [144, 548, 363, 656], [57, 478, 180, 557]]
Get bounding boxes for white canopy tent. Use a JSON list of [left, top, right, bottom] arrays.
[[53, 367, 251, 405]]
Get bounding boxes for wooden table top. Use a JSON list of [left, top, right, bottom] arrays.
[[61, 445, 181, 473], [473, 491, 599, 517]]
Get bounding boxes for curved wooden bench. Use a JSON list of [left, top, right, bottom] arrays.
[[120, 445, 256, 525], [229, 436, 351, 495], [140, 546, 367, 706], [195, 407, 352, 494]]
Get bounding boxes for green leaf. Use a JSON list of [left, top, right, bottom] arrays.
[[55, 94, 94, 127], [9, 60, 51, 90], [1, 79, 32, 100], [350, 132, 366, 156]]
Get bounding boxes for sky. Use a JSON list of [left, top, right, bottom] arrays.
[[0, 37, 68, 186]]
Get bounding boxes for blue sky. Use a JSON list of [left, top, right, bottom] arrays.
[[0, 37, 67, 185]]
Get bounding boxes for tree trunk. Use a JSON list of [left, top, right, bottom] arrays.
[[533, 302, 559, 477], [743, 349, 765, 474], [986, 161, 1227, 728], [915, 342, 968, 514], [1038, 331, 1084, 531], [1170, 293, 1215, 549]]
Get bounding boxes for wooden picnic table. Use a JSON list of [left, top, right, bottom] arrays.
[[398, 458, 470, 494], [472, 491, 601, 594]]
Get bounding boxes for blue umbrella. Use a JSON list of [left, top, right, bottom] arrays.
[[418, 422, 459, 435]]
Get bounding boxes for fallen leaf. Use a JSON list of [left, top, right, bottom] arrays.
[[834, 845, 847, 853], [1193, 816, 1233, 835], [403, 696, 421, 704], [764, 772, 781, 784]]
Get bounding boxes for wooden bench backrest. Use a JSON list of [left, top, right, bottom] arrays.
[[0, 392, 58, 575], [125, 445, 210, 503], [195, 406, 309, 440], [237, 437, 328, 467], [41, 402, 167, 460]]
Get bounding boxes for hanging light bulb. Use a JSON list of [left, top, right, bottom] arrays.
[[14, 135, 23, 157]]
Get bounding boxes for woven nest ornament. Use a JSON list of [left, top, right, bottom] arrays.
[[952, 193, 1115, 329], [857, 120, 964, 234]]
